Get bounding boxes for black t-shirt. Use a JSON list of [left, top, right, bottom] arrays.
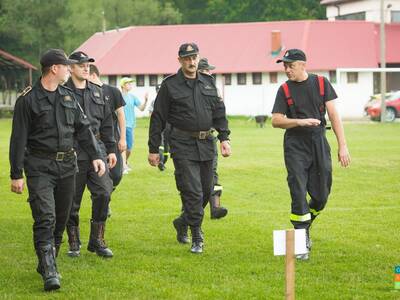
[[272, 74, 337, 122], [73, 88, 85, 107], [101, 84, 126, 113]]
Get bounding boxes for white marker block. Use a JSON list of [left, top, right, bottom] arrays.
[[273, 229, 308, 256]]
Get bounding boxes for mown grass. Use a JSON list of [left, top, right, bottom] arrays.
[[0, 117, 399, 299]]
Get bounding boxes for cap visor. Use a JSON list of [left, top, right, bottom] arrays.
[[208, 65, 216, 70]]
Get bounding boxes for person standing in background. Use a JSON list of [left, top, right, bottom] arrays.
[[120, 77, 148, 174]]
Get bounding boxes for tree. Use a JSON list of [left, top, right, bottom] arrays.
[[60, 0, 182, 53], [0, 0, 66, 65]]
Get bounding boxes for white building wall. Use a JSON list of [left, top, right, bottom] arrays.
[[103, 71, 376, 119], [326, 0, 400, 22]]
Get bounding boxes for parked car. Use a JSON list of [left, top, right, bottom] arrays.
[[365, 91, 400, 122]]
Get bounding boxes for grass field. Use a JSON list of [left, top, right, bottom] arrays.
[[0, 117, 399, 299]]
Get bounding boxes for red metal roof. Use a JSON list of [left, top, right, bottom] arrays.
[[77, 20, 400, 75]]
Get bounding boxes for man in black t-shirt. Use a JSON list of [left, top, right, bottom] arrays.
[[272, 49, 351, 260], [89, 65, 126, 191]]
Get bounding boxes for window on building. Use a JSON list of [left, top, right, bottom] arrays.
[[329, 70, 337, 84], [136, 75, 145, 87], [237, 73, 246, 85], [223, 74, 231, 85], [347, 72, 358, 83], [108, 75, 117, 86], [149, 75, 158, 86], [252, 73, 262, 85], [391, 11, 400, 23], [336, 12, 365, 20], [269, 72, 278, 83]]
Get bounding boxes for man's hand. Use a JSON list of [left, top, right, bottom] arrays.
[[11, 179, 24, 194], [298, 118, 321, 127], [118, 138, 127, 153], [338, 145, 351, 167], [92, 159, 106, 177], [107, 153, 117, 169], [220, 140, 231, 157], [148, 153, 160, 166]]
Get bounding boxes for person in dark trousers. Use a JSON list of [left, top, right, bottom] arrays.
[[148, 43, 231, 254], [9, 49, 105, 291], [198, 57, 228, 219], [272, 49, 351, 260], [149, 84, 170, 171], [65, 51, 117, 258], [89, 64, 126, 217]]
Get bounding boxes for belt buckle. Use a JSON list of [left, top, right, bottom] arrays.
[[198, 131, 207, 139], [56, 152, 65, 161]]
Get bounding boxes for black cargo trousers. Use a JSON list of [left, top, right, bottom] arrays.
[[26, 154, 77, 249], [284, 127, 332, 229], [173, 159, 214, 227], [67, 157, 113, 227]]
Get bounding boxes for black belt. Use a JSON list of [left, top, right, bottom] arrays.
[[29, 149, 75, 161], [173, 127, 213, 140]]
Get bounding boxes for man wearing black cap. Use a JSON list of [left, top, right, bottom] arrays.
[[65, 51, 116, 258], [198, 57, 228, 220], [148, 43, 231, 254], [272, 48, 351, 260], [9, 48, 105, 291]]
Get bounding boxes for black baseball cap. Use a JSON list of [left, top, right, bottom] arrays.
[[276, 49, 306, 63], [198, 58, 215, 70], [178, 43, 199, 57], [69, 51, 95, 63], [40, 49, 78, 67]]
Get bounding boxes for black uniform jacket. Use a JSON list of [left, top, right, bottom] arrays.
[[65, 78, 116, 160], [9, 80, 102, 179], [148, 69, 230, 161]]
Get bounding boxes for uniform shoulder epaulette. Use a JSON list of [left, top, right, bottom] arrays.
[[163, 73, 176, 82], [90, 81, 102, 88], [19, 86, 32, 97]]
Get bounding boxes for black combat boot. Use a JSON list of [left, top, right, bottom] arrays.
[[36, 244, 60, 291], [173, 216, 190, 244], [190, 226, 204, 254], [87, 221, 113, 258], [210, 195, 228, 219], [37, 245, 62, 280], [66, 226, 80, 257]]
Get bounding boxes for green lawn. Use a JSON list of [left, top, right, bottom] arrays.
[[0, 117, 399, 299]]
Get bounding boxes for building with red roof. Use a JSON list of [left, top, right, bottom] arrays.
[[77, 20, 400, 118]]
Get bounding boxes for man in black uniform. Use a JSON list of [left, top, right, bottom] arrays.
[[148, 43, 231, 254], [272, 49, 351, 260], [9, 49, 105, 291], [65, 51, 117, 258], [198, 57, 228, 219], [89, 64, 126, 216]]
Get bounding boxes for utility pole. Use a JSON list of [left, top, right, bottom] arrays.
[[102, 10, 106, 34], [380, 0, 387, 122]]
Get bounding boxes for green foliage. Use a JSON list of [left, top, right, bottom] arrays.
[[0, 0, 324, 66], [0, 0, 66, 65], [0, 118, 399, 299], [174, 0, 325, 23]]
